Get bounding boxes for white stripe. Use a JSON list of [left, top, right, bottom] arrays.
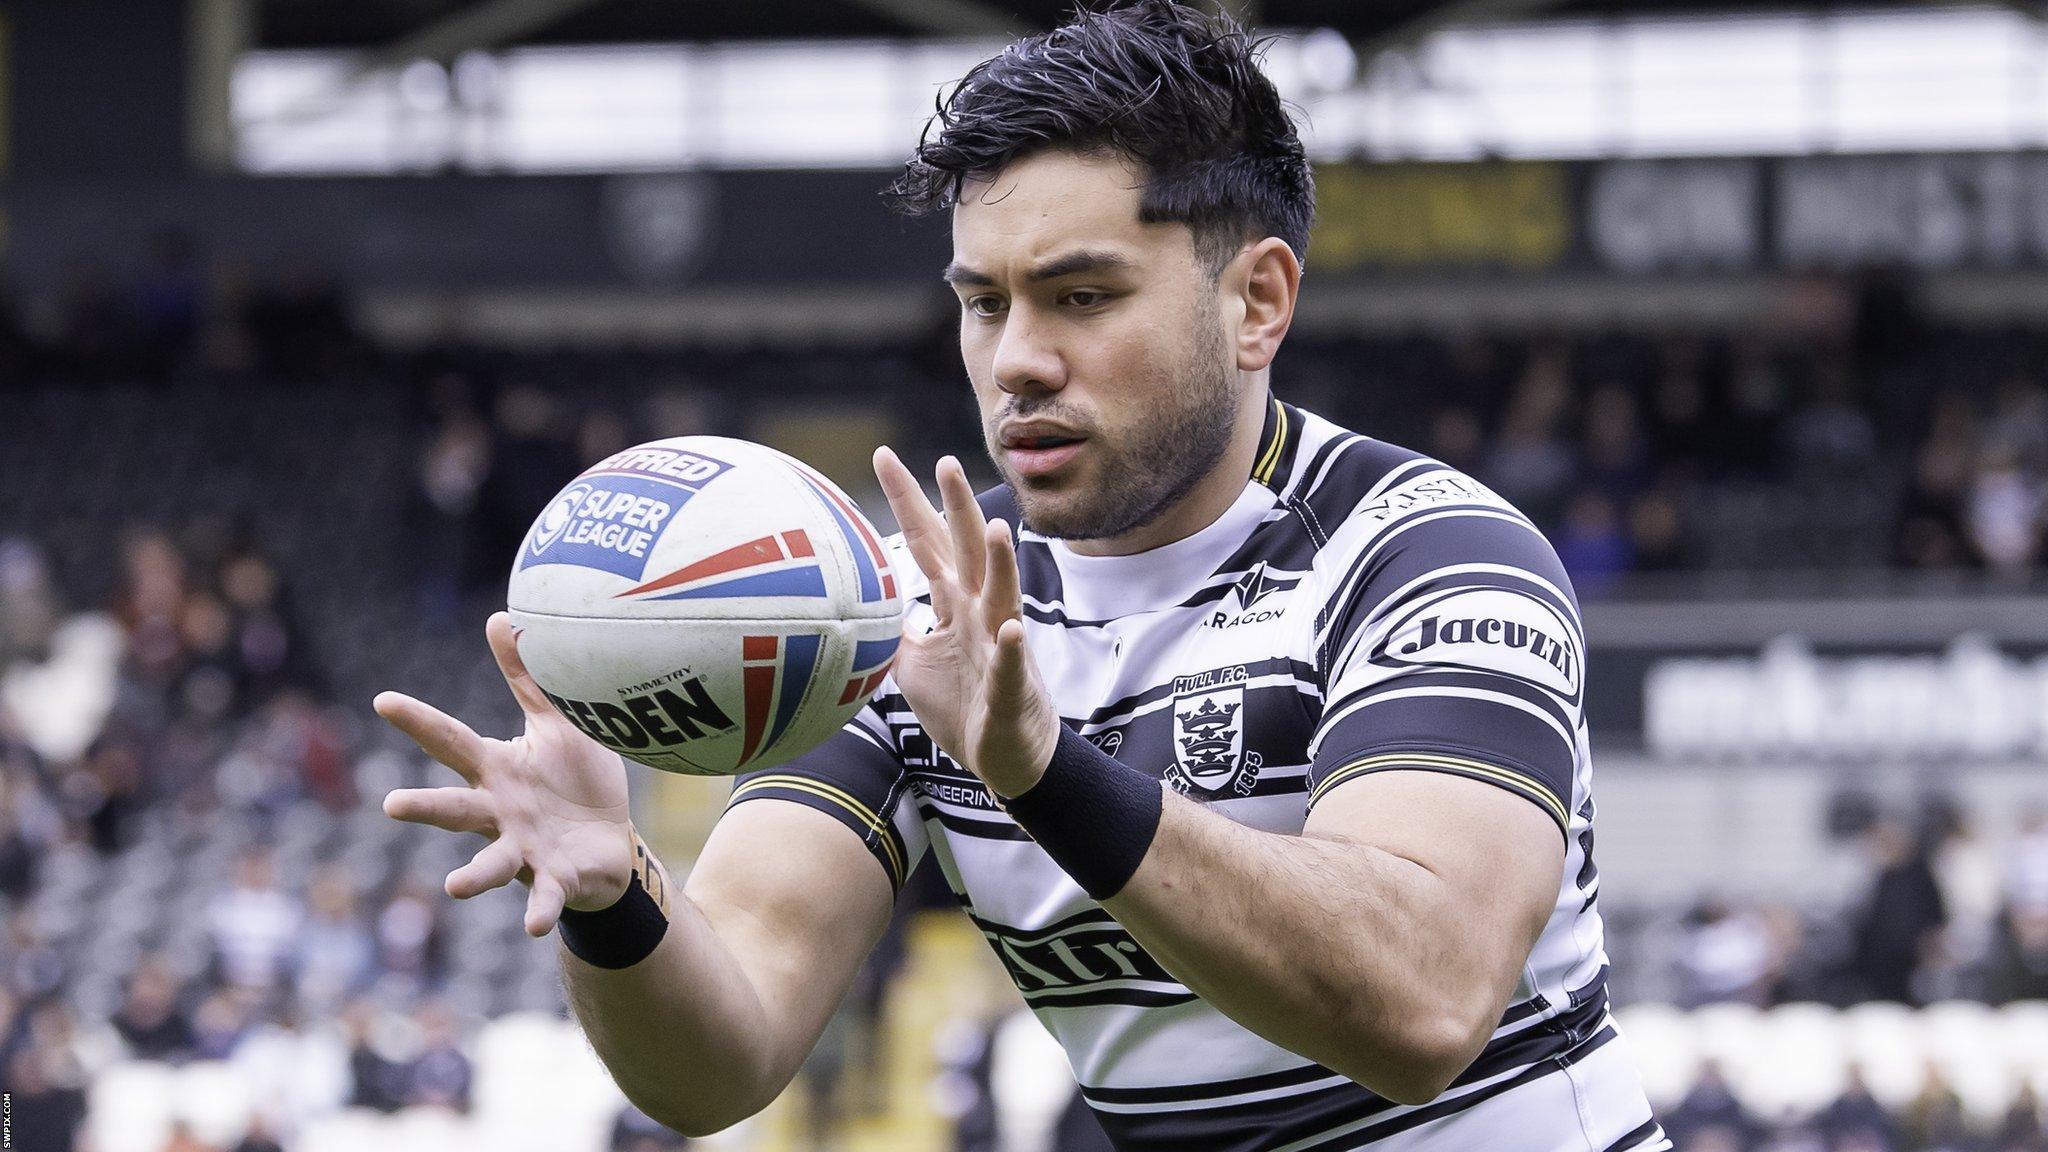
[[1085, 1071, 1355, 1115]]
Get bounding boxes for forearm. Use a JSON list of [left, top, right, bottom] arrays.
[[1103, 793, 1496, 1102], [561, 807, 895, 1136], [561, 889, 792, 1135]]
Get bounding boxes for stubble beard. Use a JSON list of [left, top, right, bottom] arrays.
[[986, 304, 1240, 543]]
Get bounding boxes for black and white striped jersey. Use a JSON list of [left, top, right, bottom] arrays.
[[729, 399, 1669, 1152]]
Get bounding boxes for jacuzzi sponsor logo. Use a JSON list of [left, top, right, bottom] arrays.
[[1371, 586, 1582, 702]]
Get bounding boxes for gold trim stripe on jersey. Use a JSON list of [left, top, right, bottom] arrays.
[[1309, 750, 1570, 832], [727, 774, 905, 886]]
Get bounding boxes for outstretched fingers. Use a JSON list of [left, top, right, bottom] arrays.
[[447, 836, 524, 899], [873, 446, 952, 584], [384, 787, 497, 836], [989, 617, 1037, 705], [374, 691, 486, 785], [982, 518, 1022, 630], [938, 456, 988, 593], [525, 871, 567, 938]]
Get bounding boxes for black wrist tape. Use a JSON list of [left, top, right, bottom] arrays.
[[558, 871, 669, 969], [1001, 725, 1164, 901]]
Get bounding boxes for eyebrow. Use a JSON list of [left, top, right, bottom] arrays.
[[942, 249, 1138, 287]]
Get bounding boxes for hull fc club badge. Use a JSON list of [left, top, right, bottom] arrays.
[[1169, 666, 1261, 798]]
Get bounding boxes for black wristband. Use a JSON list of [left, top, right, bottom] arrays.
[[1001, 725, 1164, 901], [558, 871, 669, 969]]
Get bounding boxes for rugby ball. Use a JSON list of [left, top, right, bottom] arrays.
[[507, 436, 903, 776]]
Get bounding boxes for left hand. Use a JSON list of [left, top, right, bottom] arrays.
[[872, 448, 1061, 798]]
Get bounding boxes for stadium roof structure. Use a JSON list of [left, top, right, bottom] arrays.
[[257, 0, 1983, 53]]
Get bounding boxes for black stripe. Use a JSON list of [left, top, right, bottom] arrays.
[[1600, 1118, 1667, 1152], [1082, 971, 1609, 1115], [1088, 1024, 1620, 1152], [967, 905, 1121, 942], [1298, 1027, 1619, 1152], [1023, 985, 1201, 1009], [1319, 666, 1577, 745]]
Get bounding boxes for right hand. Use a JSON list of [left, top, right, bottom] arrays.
[[375, 611, 634, 938]]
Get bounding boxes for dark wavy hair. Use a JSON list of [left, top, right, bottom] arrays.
[[884, 0, 1315, 275]]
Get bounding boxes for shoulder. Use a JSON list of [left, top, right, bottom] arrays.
[[1286, 412, 1564, 592]]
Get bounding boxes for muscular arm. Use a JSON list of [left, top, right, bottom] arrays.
[[563, 800, 894, 1136], [1102, 770, 1562, 1105]]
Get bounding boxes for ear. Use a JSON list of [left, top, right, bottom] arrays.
[[1228, 237, 1300, 373]]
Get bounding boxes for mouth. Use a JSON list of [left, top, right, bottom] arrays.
[[1002, 435, 1088, 479]]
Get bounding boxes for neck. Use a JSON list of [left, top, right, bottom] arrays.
[[1066, 375, 1272, 557]]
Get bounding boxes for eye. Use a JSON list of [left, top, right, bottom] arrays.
[[1063, 290, 1111, 308], [964, 295, 1005, 318]]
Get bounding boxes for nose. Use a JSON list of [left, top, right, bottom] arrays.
[[989, 302, 1067, 397]]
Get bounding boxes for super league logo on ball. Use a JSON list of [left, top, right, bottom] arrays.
[[530, 483, 592, 555]]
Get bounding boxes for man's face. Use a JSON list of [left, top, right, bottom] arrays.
[[948, 149, 1241, 541]]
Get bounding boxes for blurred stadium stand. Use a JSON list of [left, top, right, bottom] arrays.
[[7, 2, 2048, 1152]]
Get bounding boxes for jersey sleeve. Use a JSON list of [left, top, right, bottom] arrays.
[[1304, 468, 1583, 838], [726, 696, 928, 892]]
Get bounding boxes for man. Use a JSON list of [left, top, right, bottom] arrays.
[[373, 3, 1668, 1148]]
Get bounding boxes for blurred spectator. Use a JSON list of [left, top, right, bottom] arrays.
[[1, 538, 123, 766], [1664, 1059, 1759, 1150], [113, 953, 198, 1062], [229, 1115, 287, 1152], [159, 1119, 221, 1152], [3, 912, 67, 1005], [403, 999, 473, 1113], [1849, 818, 1948, 1004], [414, 398, 493, 620], [341, 998, 412, 1114], [206, 845, 302, 995], [1996, 1083, 2047, 1152], [1555, 491, 1633, 598], [217, 546, 318, 708], [6, 1039, 88, 1152], [1819, 1064, 1900, 1152], [1900, 393, 1980, 569], [1483, 350, 1577, 528], [1582, 385, 1654, 503], [0, 752, 61, 902], [375, 877, 449, 995], [1899, 1061, 1977, 1152], [219, 691, 348, 814], [295, 864, 377, 1015], [191, 987, 253, 1060], [1982, 376, 2048, 478], [1929, 804, 2003, 1002], [1628, 487, 1688, 572], [1966, 445, 2044, 577], [472, 385, 581, 589], [1991, 807, 2048, 1002], [1783, 355, 1878, 474], [1676, 898, 1778, 1007]]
